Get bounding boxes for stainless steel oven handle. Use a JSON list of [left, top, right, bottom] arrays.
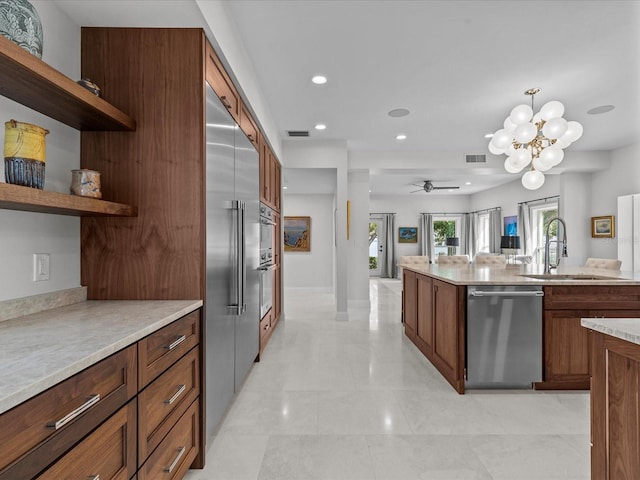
[[258, 265, 276, 271], [260, 218, 276, 226], [469, 291, 544, 297]]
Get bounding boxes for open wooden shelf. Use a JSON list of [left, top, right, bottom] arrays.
[[0, 183, 137, 217], [0, 36, 135, 131]]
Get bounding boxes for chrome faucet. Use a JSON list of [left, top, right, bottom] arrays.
[[544, 216, 568, 273]]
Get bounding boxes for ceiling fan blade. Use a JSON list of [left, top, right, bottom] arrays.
[[410, 188, 425, 193], [432, 186, 460, 190]]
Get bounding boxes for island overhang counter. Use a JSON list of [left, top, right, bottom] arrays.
[[399, 263, 640, 393]]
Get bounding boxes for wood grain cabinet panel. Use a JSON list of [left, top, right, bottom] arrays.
[[138, 347, 200, 463], [240, 103, 259, 148], [205, 41, 240, 124], [138, 311, 200, 388], [590, 331, 640, 480], [138, 399, 199, 480], [433, 280, 459, 377], [403, 270, 417, 335], [260, 309, 273, 353], [416, 274, 433, 354], [36, 400, 137, 480], [0, 345, 137, 480]]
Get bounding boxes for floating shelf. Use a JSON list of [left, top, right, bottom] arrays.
[[0, 36, 135, 131], [0, 183, 137, 217]]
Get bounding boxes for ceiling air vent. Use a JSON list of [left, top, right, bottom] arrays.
[[465, 154, 486, 164], [287, 130, 309, 137]]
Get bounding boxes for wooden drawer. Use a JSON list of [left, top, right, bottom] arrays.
[[0, 345, 137, 480], [240, 103, 259, 148], [544, 285, 640, 310], [138, 399, 199, 480], [205, 41, 240, 124], [260, 309, 272, 343], [37, 400, 137, 480], [138, 346, 200, 463], [138, 310, 200, 388]]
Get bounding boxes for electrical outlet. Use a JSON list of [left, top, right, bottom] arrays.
[[33, 253, 50, 281]]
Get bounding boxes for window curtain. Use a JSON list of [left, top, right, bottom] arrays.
[[380, 213, 396, 278], [463, 213, 477, 259], [489, 208, 502, 253], [419, 213, 434, 260], [517, 203, 533, 256]]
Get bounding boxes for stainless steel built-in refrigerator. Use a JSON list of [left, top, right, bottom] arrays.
[[205, 84, 259, 438]]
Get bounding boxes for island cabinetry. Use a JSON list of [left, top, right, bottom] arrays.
[[0, 345, 137, 480], [402, 271, 465, 393], [403, 269, 417, 335], [590, 330, 640, 480], [540, 286, 640, 390]]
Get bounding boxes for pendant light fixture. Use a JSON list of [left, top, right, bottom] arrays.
[[488, 88, 583, 190]]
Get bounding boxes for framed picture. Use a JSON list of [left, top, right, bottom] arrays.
[[504, 215, 517, 236], [284, 216, 311, 252], [591, 215, 615, 238], [398, 227, 418, 243]]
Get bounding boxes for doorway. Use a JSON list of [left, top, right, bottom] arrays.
[[369, 217, 386, 277]]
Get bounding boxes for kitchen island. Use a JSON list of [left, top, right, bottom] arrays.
[[581, 317, 640, 480], [400, 263, 640, 393]]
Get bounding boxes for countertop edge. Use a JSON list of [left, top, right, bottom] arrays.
[[0, 299, 203, 414], [581, 318, 640, 346]]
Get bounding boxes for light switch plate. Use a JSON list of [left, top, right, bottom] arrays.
[[34, 253, 50, 281]]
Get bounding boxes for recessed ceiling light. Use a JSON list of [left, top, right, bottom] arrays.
[[388, 108, 410, 117], [315, 123, 326, 130], [465, 182, 471, 185], [283, 186, 288, 190], [311, 75, 327, 85], [587, 104, 615, 115], [369, 190, 372, 193], [396, 134, 407, 140], [484, 133, 494, 138]]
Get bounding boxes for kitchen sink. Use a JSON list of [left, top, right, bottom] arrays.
[[518, 274, 625, 281]]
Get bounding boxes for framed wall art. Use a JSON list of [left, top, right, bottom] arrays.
[[591, 215, 615, 238], [503, 215, 517, 236], [398, 227, 418, 243], [284, 216, 311, 252]]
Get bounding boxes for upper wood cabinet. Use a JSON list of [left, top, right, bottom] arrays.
[[240, 103, 259, 149], [259, 141, 281, 212], [205, 41, 240, 124]]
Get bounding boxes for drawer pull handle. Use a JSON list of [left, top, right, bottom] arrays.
[[47, 394, 100, 430], [165, 335, 186, 351], [220, 96, 232, 109], [164, 446, 186, 473], [88, 476, 100, 480], [164, 384, 186, 405]]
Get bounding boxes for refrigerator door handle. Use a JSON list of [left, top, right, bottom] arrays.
[[227, 200, 243, 315], [240, 201, 247, 315]]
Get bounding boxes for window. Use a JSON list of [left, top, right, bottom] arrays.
[[530, 203, 559, 264], [476, 213, 490, 253], [433, 216, 459, 259]]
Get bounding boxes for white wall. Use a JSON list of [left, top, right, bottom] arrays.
[[0, 1, 81, 301], [590, 143, 640, 260], [347, 171, 370, 308], [559, 173, 592, 266], [370, 194, 472, 261], [282, 194, 335, 290]]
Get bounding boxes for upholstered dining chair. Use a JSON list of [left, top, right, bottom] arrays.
[[398, 256, 430, 276], [437, 255, 470, 265], [474, 254, 507, 265], [584, 258, 622, 270]]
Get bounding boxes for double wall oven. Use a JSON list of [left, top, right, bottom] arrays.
[[259, 203, 275, 319]]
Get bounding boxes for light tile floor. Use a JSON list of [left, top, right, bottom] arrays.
[[184, 278, 590, 480]]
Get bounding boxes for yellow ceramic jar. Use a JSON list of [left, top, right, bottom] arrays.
[[4, 119, 49, 189]]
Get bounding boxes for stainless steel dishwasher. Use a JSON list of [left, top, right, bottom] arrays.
[[466, 285, 543, 389]]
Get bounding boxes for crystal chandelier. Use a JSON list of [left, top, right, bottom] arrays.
[[488, 88, 583, 190]]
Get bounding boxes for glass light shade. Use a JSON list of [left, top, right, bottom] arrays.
[[532, 112, 542, 124], [540, 100, 565, 120], [504, 157, 526, 173], [512, 148, 532, 166], [542, 117, 568, 139], [514, 122, 537, 144], [554, 136, 572, 149], [510, 104, 533, 125], [563, 121, 584, 143], [491, 129, 513, 149], [539, 146, 564, 166], [504, 143, 516, 157], [532, 156, 553, 172], [488, 141, 506, 155], [503, 117, 517, 133], [522, 169, 545, 190]]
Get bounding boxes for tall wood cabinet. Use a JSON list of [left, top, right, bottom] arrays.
[[590, 330, 640, 479]]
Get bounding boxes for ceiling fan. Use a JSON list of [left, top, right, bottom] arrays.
[[410, 180, 460, 193]]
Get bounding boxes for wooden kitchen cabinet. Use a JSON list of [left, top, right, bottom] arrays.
[[36, 400, 137, 480], [205, 40, 240, 124], [0, 345, 137, 480], [416, 274, 434, 354], [590, 330, 640, 480], [403, 269, 417, 335], [259, 141, 282, 212], [240, 103, 259, 149], [539, 286, 640, 390]]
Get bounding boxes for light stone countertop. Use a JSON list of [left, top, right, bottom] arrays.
[[581, 317, 640, 346], [398, 263, 640, 286], [0, 299, 202, 414]]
